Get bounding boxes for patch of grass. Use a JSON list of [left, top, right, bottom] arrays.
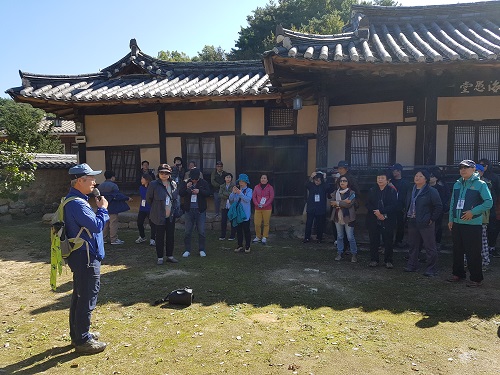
[[0, 217, 499, 374]]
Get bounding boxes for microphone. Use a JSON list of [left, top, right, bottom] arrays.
[[92, 188, 102, 201]]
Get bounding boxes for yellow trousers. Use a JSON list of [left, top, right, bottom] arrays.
[[254, 209, 272, 238]]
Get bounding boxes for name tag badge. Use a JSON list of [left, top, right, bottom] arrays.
[[165, 196, 170, 206], [226, 200, 230, 209], [191, 194, 197, 203], [456, 199, 465, 210], [141, 199, 146, 207], [260, 197, 267, 205], [314, 194, 320, 202]]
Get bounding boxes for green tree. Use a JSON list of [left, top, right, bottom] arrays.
[[228, 0, 400, 60], [0, 99, 64, 154], [192, 45, 227, 62], [0, 141, 36, 199], [157, 50, 192, 62]]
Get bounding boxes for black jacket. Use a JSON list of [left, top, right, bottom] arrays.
[[305, 180, 334, 215], [179, 178, 211, 213], [405, 184, 443, 228], [146, 179, 179, 226], [365, 185, 398, 228]]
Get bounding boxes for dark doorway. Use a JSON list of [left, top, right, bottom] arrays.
[[239, 135, 308, 216]]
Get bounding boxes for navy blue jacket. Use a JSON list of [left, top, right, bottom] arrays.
[[305, 180, 334, 215], [405, 184, 443, 228], [98, 180, 130, 215]]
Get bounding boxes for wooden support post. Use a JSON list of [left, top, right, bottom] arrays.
[[316, 93, 329, 170], [158, 107, 166, 162], [423, 93, 438, 165]]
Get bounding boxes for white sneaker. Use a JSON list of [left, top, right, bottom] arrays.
[[150, 239, 156, 246], [135, 236, 146, 244], [199, 250, 206, 257], [157, 258, 164, 265], [111, 239, 124, 245], [253, 237, 260, 243], [261, 237, 267, 244], [182, 251, 190, 258]]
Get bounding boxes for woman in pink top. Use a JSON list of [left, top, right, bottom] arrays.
[[252, 174, 275, 244]]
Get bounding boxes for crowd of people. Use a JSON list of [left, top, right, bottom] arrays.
[[62, 157, 499, 354]]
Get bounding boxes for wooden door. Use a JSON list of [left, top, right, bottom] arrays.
[[239, 135, 307, 216]]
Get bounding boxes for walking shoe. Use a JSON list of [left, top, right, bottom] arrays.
[[335, 254, 342, 261], [253, 237, 260, 243], [466, 280, 482, 288], [403, 267, 417, 272], [166, 256, 179, 263], [351, 255, 357, 263], [385, 262, 394, 269], [135, 236, 146, 244], [228, 237, 235, 241], [244, 247, 251, 253], [157, 258, 164, 265], [302, 238, 310, 244], [234, 246, 243, 253], [150, 239, 156, 246], [369, 261, 378, 267], [261, 237, 267, 244], [446, 275, 464, 282], [199, 250, 207, 257], [71, 332, 101, 346], [423, 271, 437, 277], [74, 338, 106, 355], [219, 237, 226, 241], [182, 251, 190, 258], [111, 239, 124, 245]]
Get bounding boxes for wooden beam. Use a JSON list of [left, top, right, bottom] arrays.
[[316, 93, 329, 170]]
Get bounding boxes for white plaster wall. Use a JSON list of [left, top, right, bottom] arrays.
[[86, 150, 106, 184], [438, 97, 500, 121], [396, 126, 416, 167], [85, 113, 157, 147], [330, 101, 403, 126], [297, 105, 318, 134], [166, 137, 182, 165], [242, 107, 264, 135], [166, 108, 234, 132], [220, 135, 236, 175], [436, 125, 448, 165], [328, 130, 346, 167]]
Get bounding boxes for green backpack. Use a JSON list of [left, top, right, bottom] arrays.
[[50, 196, 90, 291]]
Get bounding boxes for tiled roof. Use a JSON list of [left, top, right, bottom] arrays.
[[266, 1, 500, 64], [6, 40, 272, 104], [33, 153, 77, 169], [39, 118, 76, 134]]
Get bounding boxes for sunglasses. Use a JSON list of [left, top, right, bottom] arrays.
[[459, 166, 473, 170], [339, 179, 348, 182], [159, 171, 171, 175]]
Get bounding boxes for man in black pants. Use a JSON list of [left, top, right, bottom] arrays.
[[447, 160, 492, 287], [391, 163, 410, 248]]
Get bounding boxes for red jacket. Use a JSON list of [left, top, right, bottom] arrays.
[[252, 184, 274, 210]]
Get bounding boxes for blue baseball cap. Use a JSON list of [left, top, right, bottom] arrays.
[[69, 163, 102, 178], [337, 160, 349, 168], [391, 163, 403, 171]]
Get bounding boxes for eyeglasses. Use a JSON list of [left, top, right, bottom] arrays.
[[459, 166, 472, 170]]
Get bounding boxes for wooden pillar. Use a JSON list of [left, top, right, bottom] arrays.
[[423, 93, 438, 165], [235, 106, 242, 175], [158, 106, 166, 162], [414, 82, 438, 166], [316, 93, 329, 170]]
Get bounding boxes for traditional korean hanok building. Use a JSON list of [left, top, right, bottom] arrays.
[[263, 0, 500, 185], [6, 1, 500, 214]]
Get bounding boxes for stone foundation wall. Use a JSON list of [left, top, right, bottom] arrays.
[[0, 169, 70, 222]]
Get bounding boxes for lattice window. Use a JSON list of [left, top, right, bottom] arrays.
[[106, 147, 139, 184], [267, 108, 296, 130], [349, 127, 392, 167], [452, 124, 500, 165], [185, 137, 217, 174]]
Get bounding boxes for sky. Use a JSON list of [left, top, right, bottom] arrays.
[[0, 0, 495, 98]]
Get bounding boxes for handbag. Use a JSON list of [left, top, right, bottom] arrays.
[[154, 287, 193, 306]]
